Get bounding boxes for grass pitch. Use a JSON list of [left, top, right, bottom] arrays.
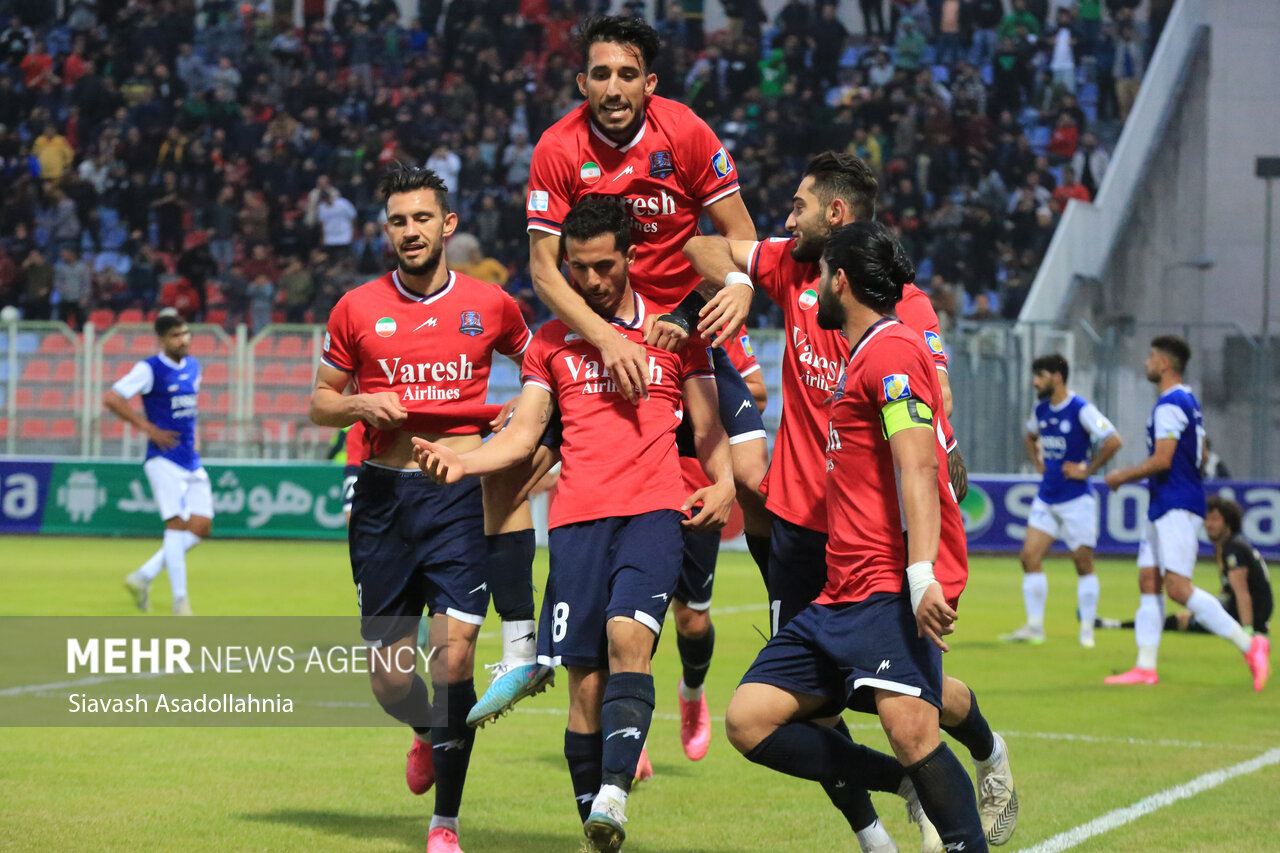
[[0, 535, 1277, 852]]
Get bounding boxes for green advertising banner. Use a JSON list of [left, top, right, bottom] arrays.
[[39, 460, 348, 539]]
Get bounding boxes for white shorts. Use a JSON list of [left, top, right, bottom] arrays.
[[1026, 493, 1099, 551], [1137, 509, 1203, 578], [143, 456, 214, 522]]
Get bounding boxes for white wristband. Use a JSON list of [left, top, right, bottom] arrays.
[[724, 271, 754, 292], [905, 561, 937, 615]]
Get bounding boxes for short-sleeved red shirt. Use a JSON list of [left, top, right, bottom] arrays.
[[522, 293, 714, 528], [322, 270, 531, 458], [817, 319, 968, 606], [527, 95, 741, 312]]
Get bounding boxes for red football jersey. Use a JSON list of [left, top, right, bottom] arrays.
[[817, 320, 968, 606], [526, 95, 741, 312], [897, 284, 949, 371], [322, 270, 531, 458], [344, 420, 368, 465], [749, 238, 848, 532], [522, 293, 715, 528]]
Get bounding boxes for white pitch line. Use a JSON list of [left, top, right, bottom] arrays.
[[1015, 746, 1280, 853]]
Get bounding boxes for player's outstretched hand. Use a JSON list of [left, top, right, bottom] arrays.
[[680, 482, 736, 531], [147, 425, 181, 450], [360, 391, 408, 430], [1104, 470, 1124, 491], [697, 282, 753, 347], [411, 437, 464, 484], [643, 315, 690, 353], [490, 396, 520, 433], [914, 583, 956, 652], [599, 333, 650, 403], [1062, 461, 1089, 480]]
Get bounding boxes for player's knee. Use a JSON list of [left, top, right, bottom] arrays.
[[189, 517, 212, 538], [724, 694, 765, 755], [369, 667, 414, 704], [674, 604, 710, 637], [879, 702, 939, 765], [1163, 574, 1192, 605]]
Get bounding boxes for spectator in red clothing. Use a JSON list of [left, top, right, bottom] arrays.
[[20, 39, 56, 88], [1047, 113, 1079, 163], [240, 243, 280, 286], [158, 276, 200, 320], [1050, 166, 1091, 215]]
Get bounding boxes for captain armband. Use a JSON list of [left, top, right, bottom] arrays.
[[880, 398, 933, 439]]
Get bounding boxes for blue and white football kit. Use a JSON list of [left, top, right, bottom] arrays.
[[1136, 384, 1205, 578], [1024, 394, 1116, 551]]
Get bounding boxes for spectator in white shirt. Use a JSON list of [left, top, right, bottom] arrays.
[[314, 189, 357, 257]]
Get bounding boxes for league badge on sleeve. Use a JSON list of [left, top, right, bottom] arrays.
[[459, 311, 484, 337], [882, 374, 912, 402], [528, 190, 549, 212], [648, 150, 675, 179], [711, 147, 733, 179], [923, 330, 945, 356]]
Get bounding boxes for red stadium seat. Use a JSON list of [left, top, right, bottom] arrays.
[[100, 419, 124, 439], [37, 389, 66, 410], [117, 309, 144, 323], [88, 309, 115, 329], [206, 391, 231, 414], [51, 419, 76, 438], [101, 335, 125, 354], [261, 418, 292, 440], [53, 361, 77, 383], [252, 391, 271, 415], [273, 337, 306, 358], [21, 418, 48, 438], [189, 333, 218, 355], [288, 363, 314, 385], [112, 361, 134, 380], [39, 335, 73, 354], [258, 362, 287, 384], [0, 417, 7, 437], [202, 420, 228, 441], [14, 387, 33, 408], [270, 392, 306, 415], [129, 333, 154, 355], [21, 360, 51, 382], [203, 362, 229, 385]]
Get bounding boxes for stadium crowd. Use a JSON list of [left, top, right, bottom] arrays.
[[0, 0, 1158, 334]]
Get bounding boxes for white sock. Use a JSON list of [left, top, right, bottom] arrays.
[[163, 529, 188, 600], [136, 548, 165, 582], [1135, 593, 1163, 670], [1077, 574, 1100, 632], [593, 783, 628, 810], [501, 619, 537, 665], [1023, 573, 1048, 628], [856, 818, 893, 852], [429, 815, 458, 834], [975, 733, 1004, 770], [679, 679, 704, 703], [1185, 587, 1252, 652], [181, 530, 202, 551]]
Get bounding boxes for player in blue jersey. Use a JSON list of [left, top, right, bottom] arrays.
[[1001, 354, 1121, 648], [106, 311, 211, 615], [1103, 336, 1269, 690]]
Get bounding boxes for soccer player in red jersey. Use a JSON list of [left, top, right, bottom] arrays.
[[412, 197, 734, 853], [689, 154, 1017, 850], [308, 167, 536, 853], [725, 222, 990, 853]]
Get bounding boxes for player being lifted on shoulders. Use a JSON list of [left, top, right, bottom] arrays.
[[413, 197, 735, 853], [1001, 354, 1121, 647], [686, 154, 1016, 851], [109, 310, 211, 616], [309, 167, 536, 853], [725, 222, 989, 853], [1103, 336, 1269, 691]]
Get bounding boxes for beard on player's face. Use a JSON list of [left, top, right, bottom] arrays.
[[789, 209, 832, 263], [816, 275, 847, 331], [396, 237, 444, 278]]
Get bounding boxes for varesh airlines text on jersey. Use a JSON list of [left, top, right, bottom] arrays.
[[376, 355, 473, 402]]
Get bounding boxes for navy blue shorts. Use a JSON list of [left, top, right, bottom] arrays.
[[768, 516, 829, 635], [676, 346, 767, 456], [348, 463, 490, 647], [741, 592, 944, 717], [341, 464, 359, 513], [537, 510, 684, 670], [676, 522, 719, 610]]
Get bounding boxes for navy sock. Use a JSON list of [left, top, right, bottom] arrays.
[[744, 533, 771, 586], [600, 672, 655, 791], [676, 624, 715, 690], [486, 530, 536, 621], [906, 743, 988, 852], [564, 729, 603, 824], [743, 722, 904, 794], [822, 718, 879, 831], [431, 680, 478, 819], [940, 687, 996, 763], [378, 673, 432, 736]]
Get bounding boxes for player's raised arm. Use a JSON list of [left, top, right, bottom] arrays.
[[309, 362, 406, 430], [414, 384, 553, 483], [530, 230, 650, 403], [680, 371, 735, 530], [683, 235, 760, 347]]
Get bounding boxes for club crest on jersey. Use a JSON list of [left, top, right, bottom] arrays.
[[580, 162, 601, 184], [648, 149, 675, 179], [882, 374, 912, 402], [798, 289, 819, 310], [459, 311, 484, 336], [375, 317, 397, 337], [711, 147, 733, 179], [924, 330, 944, 355], [739, 332, 754, 357]]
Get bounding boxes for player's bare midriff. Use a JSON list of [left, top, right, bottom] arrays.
[[368, 431, 483, 470]]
